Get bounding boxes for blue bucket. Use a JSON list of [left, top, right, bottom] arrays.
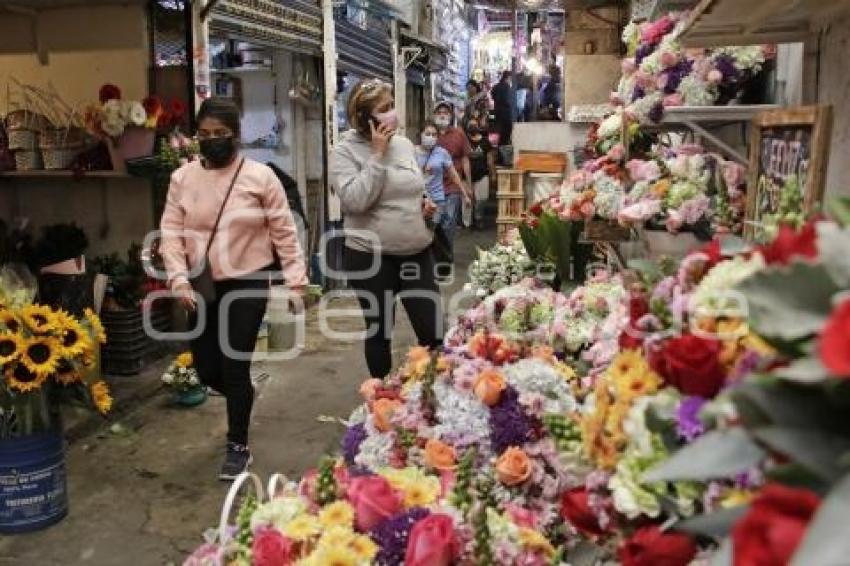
[[0, 431, 68, 533]]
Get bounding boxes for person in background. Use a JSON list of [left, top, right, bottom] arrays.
[[463, 80, 490, 130], [415, 121, 465, 243], [466, 118, 496, 229], [490, 70, 514, 147], [329, 79, 443, 380], [433, 101, 473, 240], [160, 97, 308, 481], [515, 69, 533, 123]]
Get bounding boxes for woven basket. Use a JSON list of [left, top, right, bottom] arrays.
[[39, 127, 86, 149], [42, 147, 79, 170], [8, 129, 37, 151], [5, 110, 50, 131], [14, 150, 43, 171], [583, 218, 632, 242]]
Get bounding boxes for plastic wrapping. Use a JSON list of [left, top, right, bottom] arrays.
[[0, 264, 37, 309]]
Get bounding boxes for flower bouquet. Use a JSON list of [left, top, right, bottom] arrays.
[[464, 238, 536, 299], [161, 351, 206, 407]]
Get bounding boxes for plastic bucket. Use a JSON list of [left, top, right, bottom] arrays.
[[0, 431, 68, 533]]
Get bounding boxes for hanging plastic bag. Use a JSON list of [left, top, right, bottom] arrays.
[[0, 263, 37, 308]]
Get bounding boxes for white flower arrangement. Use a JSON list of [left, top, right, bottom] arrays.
[[161, 352, 201, 392], [466, 240, 535, 298]]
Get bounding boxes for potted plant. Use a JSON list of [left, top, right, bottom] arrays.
[[0, 265, 109, 533], [160, 351, 206, 407]]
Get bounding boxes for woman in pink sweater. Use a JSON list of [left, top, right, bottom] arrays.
[[159, 98, 308, 480]]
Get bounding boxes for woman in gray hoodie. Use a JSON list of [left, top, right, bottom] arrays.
[[330, 79, 443, 378]]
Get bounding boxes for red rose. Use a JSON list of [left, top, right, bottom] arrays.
[[619, 525, 697, 566], [652, 334, 726, 398], [561, 488, 607, 537], [347, 475, 402, 532], [169, 98, 188, 120], [252, 527, 295, 566], [405, 514, 460, 566], [142, 95, 162, 117], [819, 299, 850, 377], [156, 110, 173, 130], [99, 83, 122, 103], [757, 221, 818, 265], [529, 202, 544, 217], [731, 483, 820, 566], [689, 238, 723, 271]]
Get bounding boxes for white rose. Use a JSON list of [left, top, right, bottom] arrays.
[[128, 102, 147, 127]]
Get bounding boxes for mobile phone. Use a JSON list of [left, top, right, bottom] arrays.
[[360, 110, 380, 130]]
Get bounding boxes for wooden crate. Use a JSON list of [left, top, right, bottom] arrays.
[[496, 168, 524, 198], [515, 151, 568, 174], [498, 195, 526, 220], [497, 218, 521, 240]]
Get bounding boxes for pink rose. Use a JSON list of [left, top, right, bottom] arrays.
[[607, 143, 626, 162], [347, 475, 402, 532], [626, 159, 661, 181], [252, 528, 295, 566], [663, 93, 684, 107], [656, 74, 670, 90], [660, 51, 679, 68], [580, 201, 596, 218], [405, 514, 460, 566], [505, 504, 539, 529], [707, 69, 723, 84], [621, 58, 637, 74]]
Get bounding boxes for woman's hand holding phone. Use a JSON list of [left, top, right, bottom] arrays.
[[369, 119, 395, 157]]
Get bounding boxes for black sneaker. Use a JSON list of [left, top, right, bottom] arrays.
[[219, 443, 253, 481]]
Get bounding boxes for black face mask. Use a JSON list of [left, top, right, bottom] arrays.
[[468, 128, 481, 137], [199, 137, 236, 168]]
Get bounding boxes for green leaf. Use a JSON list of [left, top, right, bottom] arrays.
[[519, 223, 545, 260], [773, 356, 830, 384], [766, 462, 830, 492], [733, 381, 850, 434], [677, 506, 749, 539], [737, 262, 839, 341], [752, 427, 850, 482], [643, 428, 765, 482], [815, 222, 850, 287], [627, 258, 662, 282], [826, 197, 850, 228], [791, 473, 850, 566]]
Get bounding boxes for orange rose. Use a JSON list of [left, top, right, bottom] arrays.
[[496, 447, 532, 486], [372, 398, 403, 433], [360, 378, 384, 401], [474, 369, 506, 406], [407, 346, 431, 363], [424, 439, 457, 471]]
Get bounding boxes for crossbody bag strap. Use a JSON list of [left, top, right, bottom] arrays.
[[204, 157, 245, 256]]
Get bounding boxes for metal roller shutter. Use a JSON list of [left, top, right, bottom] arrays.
[[210, 0, 323, 55], [334, 1, 394, 81]]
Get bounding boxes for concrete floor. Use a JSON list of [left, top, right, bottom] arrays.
[[0, 228, 494, 566]]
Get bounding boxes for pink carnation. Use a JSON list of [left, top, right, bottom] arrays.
[[626, 159, 661, 181], [663, 93, 684, 107], [660, 51, 679, 68], [707, 69, 723, 84]]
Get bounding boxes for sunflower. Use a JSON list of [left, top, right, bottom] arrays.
[[5, 362, 47, 393], [20, 304, 58, 335], [54, 311, 93, 358], [21, 336, 61, 378], [0, 310, 22, 334], [90, 381, 113, 414], [84, 308, 107, 344], [0, 332, 24, 366], [55, 359, 83, 385]]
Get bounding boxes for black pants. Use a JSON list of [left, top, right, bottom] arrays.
[[190, 271, 269, 446], [344, 246, 443, 378]]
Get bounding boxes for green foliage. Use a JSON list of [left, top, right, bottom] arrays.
[[91, 243, 147, 310], [236, 494, 257, 551], [518, 212, 594, 289], [450, 448, 476, 516], [316, 457, 338, 506], [644, 428, 765, 483]]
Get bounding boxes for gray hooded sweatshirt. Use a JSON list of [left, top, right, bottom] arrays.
[[330, 129, 434, 255]]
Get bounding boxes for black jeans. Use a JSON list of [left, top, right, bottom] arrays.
[[190, 270, 270, 446], [344, 246, 443, 378]]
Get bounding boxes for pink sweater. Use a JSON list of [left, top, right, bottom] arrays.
[[159, 157, 308, 290]]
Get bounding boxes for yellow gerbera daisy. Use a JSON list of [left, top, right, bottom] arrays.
[[176, 351, 193, 368], [20, 304, 57, 334], [607, 349, 645, 383], [310, 546, 359, 566], [349, 535, 378, 561], [402, 478, 440, 508], [319, 501, 355, 529], [90, 381, 113, 414], [21, 336, 61, 378], [317, 526, 356, 551], [84, 308, 107, 344], [0, 310, 21, 334], [5, 363, 47, 393], [518, 528, 556, 558], [0, 332, 24, 365], [282, 514, 321, 541], [54, 311, 93, 358]]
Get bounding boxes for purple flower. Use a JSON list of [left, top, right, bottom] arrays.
[[369, 508, 430, 566], [635, 43, 655, 66], [714, 54, 739, 81], [342, 423, 367, 466], [729, 350, 765, 383], [490, 386, 534, 454], [663, 60, 693, 94], [648, 101, 665, 123], [632, 86, 646, 102], [676, 396, 707, 442]]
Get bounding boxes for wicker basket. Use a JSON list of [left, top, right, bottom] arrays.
[[583, 218, 632, 242], [39, 127, 87, 149], [5, 110, 50, 131], [14, 150, 43, 171], [41, 147, 79, 170], [7, 129, 37, 151]]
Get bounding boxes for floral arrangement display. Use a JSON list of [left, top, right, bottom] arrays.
[[464, 238, 536, 298], [188, 195, 849, 565], [84, 83, 187, 139], [614, 12, 775, 126], [161, 351, 201, 392], [156, 131, 200, 171], [0, 268, 111, 438]]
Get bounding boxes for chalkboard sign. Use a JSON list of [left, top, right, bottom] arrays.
[[745, 105, 833, 239]]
